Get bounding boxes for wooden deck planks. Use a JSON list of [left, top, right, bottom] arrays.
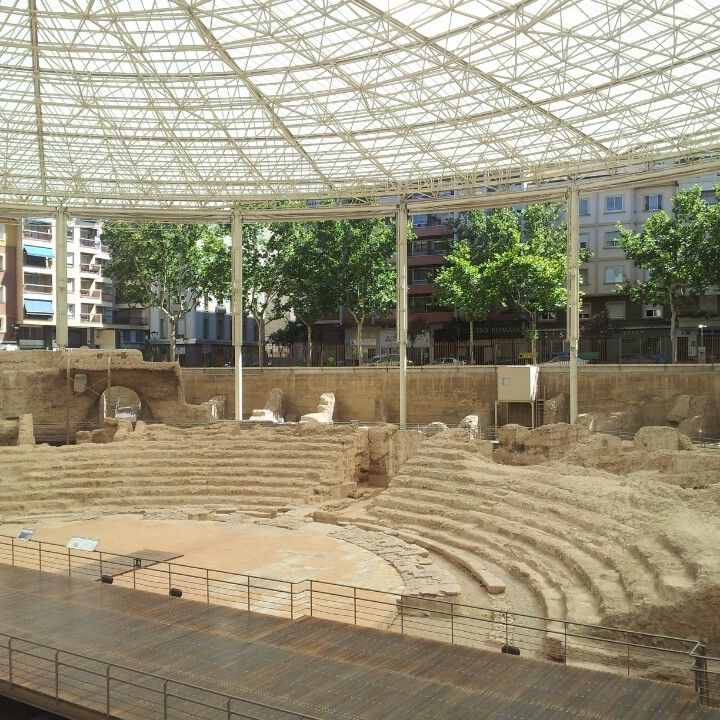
[[0, 564, 716, 720]]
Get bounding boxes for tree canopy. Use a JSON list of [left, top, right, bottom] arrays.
[[103, 221, 226, 359], [436, 204, 571, 362], [617, 185, 719, 363]]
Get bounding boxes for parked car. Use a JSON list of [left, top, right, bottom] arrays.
[[432, 357, 466, 365], [367, 354, 414, 366], [619, 354, 665, 364], [115, 404, 140, 421], [543, 354, 589, 365]]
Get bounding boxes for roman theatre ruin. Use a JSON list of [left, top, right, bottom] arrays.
[[2, 348, 720, 682]]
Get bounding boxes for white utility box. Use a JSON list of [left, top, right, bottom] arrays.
[[496, 365, 539, 402]]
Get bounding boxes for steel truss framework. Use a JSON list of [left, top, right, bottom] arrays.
[[0, 0, 719, 213]]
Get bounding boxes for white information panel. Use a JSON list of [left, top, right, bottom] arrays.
[[66, 536, 100, 552]]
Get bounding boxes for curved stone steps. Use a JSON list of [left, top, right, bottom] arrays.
[[388, 480, 658, 605], [394, 471, 689, 601], [370, 504, 598, 622], [373, 494, 614, 618]]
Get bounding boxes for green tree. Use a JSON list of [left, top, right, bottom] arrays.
[[278, 221, 343, 366], [438, 204, 570, 363], [617, 186, 715, 363], [435, 240, 503, 364], [337, 218, 396, 364], [103, 221, 225, 360]]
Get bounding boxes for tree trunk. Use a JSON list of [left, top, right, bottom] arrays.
[[306, 323, 313, 367], [257, 317, 266, 367], [166, 312, 177, 363], [469, 319, 475, 365], [355, 316, 365, 365], [669, 298, 678, 364], [530, 314, 537, 363]]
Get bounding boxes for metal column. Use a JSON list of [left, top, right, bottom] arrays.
[[55, 207, 68, 350], [566, 187, 580, 424], [396, 204, 408, 428], [231, 209, 243, 421]]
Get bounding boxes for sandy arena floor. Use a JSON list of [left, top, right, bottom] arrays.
[[0, 515, 405, 592]]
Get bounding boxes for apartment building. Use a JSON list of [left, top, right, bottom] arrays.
[[5, 217, 148, 350]]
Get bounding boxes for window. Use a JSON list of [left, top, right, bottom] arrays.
[[579, 232, 589, 249], [408, 295, 432, 312], [67, 251, 74, 266], [604, 231, 621, 248], [644, 194, 662, 211], [604, 266, 624, 284], [644, 304, 663, 318], [539, 311, 556, 321], [216, 316, 225, 340], [0, 286, 4, 303], [580, 304, 591, 319], [605, 195, 624, 213], [410, 267, 435, 284], [67, 304, 75, 319], [579, 198, 590, 216], [202, 316, 209, 339], [606, 301, 626, 319], [67, 278, 74, 293], [159, 319, 167, 338], [0, 316, 4, 332], [0, 254, 4, 271], [579, 268, 589, 286], [66, 229, 74, 242]]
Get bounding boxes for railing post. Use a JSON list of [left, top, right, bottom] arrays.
[[68, 548, 72, 576], [400, 601, 404, 635], [105, 664, 111, 717], [99, 552, 103, 579], [310, 580, 313, 618], [11, 536, 14, 566], [163, 678, 169, 720], [168, 565, 172, 593], [227, 696, 232, 720], [693, 643, 709, 706], [247, 576, 251, 612], [564, 621, 568, 664], [450, 602, 454, 644], [55, 650, 60, 698], [290, 583, 294, 620], [39, 542, 42, 573], [626, 636, 631, 677], [353, 587, 357, 626], [133, 561, 136, 590], [504, 611, 509, 647], [8, 637, 13, 685]]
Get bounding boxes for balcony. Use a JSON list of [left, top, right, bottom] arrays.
[[23, 256, 53, 271], [24, 283, 53, 294], [80, 313, 102, 323], [80, 263, 102, 274], [80, 238, 100, 249], [80, 288, 101, 299], [100, 292, 114, 303], [23, 230, 52, 242], [112, 310, 148, 326]]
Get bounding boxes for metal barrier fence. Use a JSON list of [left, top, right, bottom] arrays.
[[1, 534, 717, 705], [0, 632, 327, 720]]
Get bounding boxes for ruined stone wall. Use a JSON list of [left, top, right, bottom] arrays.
[[0, 350, 216, 429], [183, 365, 720, 431]]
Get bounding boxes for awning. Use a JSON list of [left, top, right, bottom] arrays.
[[24, 245, 54, 258], [24, 299, 54, 315]]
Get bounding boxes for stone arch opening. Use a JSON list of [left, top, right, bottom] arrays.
[[98, 386, 143, 423]]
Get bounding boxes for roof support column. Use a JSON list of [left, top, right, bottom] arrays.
[[231, 208, 243, 421], [566, 187, 580, 424], [55, 207, 68, 350], [396, 204, 408, 429]]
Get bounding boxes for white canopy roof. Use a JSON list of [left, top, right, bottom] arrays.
[[0, 0, 719, 210]]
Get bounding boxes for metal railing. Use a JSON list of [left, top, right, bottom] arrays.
[[23, 283, 53, 294], [0, 534, 716, 704], [0, 632, 328, 720]]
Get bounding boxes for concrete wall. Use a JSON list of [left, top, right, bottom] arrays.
[[182, 365, 720, 433]]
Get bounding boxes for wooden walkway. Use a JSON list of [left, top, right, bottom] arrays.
[[0, 565, 717, 720]]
